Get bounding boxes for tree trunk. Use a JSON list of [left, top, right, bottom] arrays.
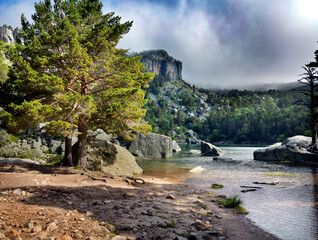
[[77, 116, 88, 170], [63, 135, 73, 166]]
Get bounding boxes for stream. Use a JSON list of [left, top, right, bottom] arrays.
[[137, 145, 318, 240]]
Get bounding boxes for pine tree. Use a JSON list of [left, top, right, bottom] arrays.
[[0, 0, 154, 168]]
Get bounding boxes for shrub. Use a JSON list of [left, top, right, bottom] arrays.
[[218, 195, 242, 208], [0, 141, 45, 159]]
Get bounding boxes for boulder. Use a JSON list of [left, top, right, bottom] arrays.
[[201, 141, 222, 156], [129, 132, 172, 158], [87, 129, 110, 141], [187, 150, 201, 155], [87, 140, 142, 176], [172, 140, 182, 152], [254, 136, 318, 163]]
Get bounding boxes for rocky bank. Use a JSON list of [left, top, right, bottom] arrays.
[[253, 135, 318, 163]]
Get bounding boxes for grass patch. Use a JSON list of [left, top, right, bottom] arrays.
[[211, 183, 224, 189], [264, 172, 293, 177], [218, 195, 247, 213], [166, 220, 176, 228], [109, 233, 117, 238]]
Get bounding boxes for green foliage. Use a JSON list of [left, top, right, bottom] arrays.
[[0, 141, 45, 159], [166, 220, 176, 228], [0, 130, 11, 147], [218, 195, 242, 209], [0, 0, 154, 166], [211, 183, 223, 189]]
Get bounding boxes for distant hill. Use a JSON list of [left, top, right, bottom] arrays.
[[140, 50, 309, 144]]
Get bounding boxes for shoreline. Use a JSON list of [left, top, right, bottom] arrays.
[[0, 162, 279, 240]]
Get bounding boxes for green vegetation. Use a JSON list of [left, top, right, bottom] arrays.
[[144, 81, 310, 144], [0, 0, 154, 168], [211, 183, 224, 189], [264, 172, 293, 177], [217, 195, 247, 213], [166, 219, 176, 228]]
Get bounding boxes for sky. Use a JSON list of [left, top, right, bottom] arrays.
[[1, 0, 318, 89]]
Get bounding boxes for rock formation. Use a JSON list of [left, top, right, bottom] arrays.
[[0, 27, 19, 45], [253, 135, 318, 163], [129, 132, 173, 158], [138, 50, 182, 81], [87, 140, 142, 176], [201, 141, 222, 156], [172, 140, 182, 152]]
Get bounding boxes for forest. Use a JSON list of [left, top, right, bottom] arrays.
[[144, 77, 309, 144]]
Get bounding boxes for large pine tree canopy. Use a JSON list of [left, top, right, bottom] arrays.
[[0, 0, 154, 167]]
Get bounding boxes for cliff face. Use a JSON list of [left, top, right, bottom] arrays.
[[139, 50, 182, 81], [0, 27, 19, 45]]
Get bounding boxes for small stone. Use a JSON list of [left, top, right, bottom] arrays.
[[106, 224, 116, 233], [174, 236, 187, 240], [61, 233, 73, 240], [7, 229, 19, 238], [1, 192, 8, 195], [78, 217, 85, 221], [112, 236, 128, 240], [46, 222, 57, 232], [74, 232, 83, 239], [166, 194, 176, 200], [85, 211, 94, 217], [133, 227, 138, 232], [27, 221, 34, 229], [33, 224, 42, 233], [0, 232, 4, 239], [13, 189, 22, 195], [36, 231, 48, 239], [143, 222, 151, 227], [217, 237, 226, 240], [189, 232, 204, 240]]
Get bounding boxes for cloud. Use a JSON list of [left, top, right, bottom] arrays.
[[1, 0, 318, 88]]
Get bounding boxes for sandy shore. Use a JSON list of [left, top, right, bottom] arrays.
[[0, 161, 279, 240]]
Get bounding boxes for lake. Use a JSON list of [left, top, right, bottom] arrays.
[[137, 145, 318, 240]]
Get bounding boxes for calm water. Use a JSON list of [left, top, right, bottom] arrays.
[[137, 145, 318, 240]]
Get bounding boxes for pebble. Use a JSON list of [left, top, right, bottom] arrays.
[[46, 222, 58, 232], [0, 192, 7, 195], [33, 224, 42, 233], [13, 189, 22, 195], [0, 232, 4, 239], [61, 233, 73, 240], [174, 236, 187, 240], [79, 217, 85, 221], [166, 194, 176, 200], [112, 236, 128, 240]]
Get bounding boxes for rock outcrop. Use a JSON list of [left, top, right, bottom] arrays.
[[172, 140, 182, 152], [139, 50, 182, 81], [0, 27, 19, 45], [129, 132, 173, 158], [253, 135, 318, 163], [201, 141, 222, 156], [87, 140, 142, 176]]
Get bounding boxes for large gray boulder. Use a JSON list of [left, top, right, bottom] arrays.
[[129, 132, 173, 158], [172, 140, 182, 152], [87, 129, 110, 141], [254, 136, 318, 163], [201, 141, 222, 156], [87, 140, 142, 176]]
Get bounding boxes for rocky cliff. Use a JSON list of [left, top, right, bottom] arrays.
[[0, 26, 19, 45], [138, 50, 182, 81]]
